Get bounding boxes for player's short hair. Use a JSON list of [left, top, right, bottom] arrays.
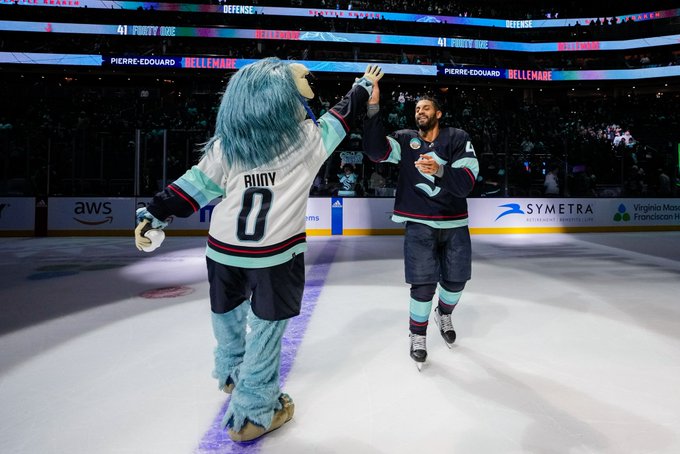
[[416, 95, 442, 112]]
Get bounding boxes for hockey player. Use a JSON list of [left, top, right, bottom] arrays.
[[134, 58, 383, 441], [361, 82, 478, 370]]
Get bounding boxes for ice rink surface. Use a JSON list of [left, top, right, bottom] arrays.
[[1, 232, 679, 454]]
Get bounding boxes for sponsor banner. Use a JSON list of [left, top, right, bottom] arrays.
[[0, 197, 35, 231], [342, 197, 403, 234], [136, 197, 331, 233], [48, 197, 135, 230], [306, 198, 331, 234], [331, 197, 343, 235], [45, 197, 334, 233], [469, 198, 680, 232], [23, 197, 680, 235]]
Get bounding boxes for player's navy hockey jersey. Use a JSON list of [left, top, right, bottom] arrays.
[[362, 115, 479, 228], [145, 81, 371, 268]]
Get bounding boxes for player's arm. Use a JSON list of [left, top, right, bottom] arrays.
[[432, 135, 479, 198], [361, 80, 402, 164], [317, 65, 382, 155]]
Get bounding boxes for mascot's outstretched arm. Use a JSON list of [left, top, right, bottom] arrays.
[[316, 65, 383, 155], [132, 140, 227, 252]]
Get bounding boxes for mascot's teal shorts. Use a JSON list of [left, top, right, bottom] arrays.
[[206, 254, 305, 321]]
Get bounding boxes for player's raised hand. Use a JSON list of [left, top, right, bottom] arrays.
[[363, 64, 384, 84]]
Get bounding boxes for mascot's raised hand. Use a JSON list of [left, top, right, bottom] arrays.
[[134, 207, 167, 252]]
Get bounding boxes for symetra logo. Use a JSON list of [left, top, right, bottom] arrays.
[[613, 203, 630, 222], [73, 201, 113, 225], [495, 203, 525, 221]]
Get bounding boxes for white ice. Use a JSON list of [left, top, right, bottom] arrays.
[[1, 233, 679, 454]]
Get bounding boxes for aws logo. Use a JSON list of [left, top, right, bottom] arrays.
[[495, 203, 525, 221], [73, 201, 113, 225]]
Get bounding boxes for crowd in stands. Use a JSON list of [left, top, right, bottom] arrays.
[[1, 0, 678, 198], [1, 74, 678, 198]]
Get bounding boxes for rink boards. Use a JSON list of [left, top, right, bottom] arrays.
[[1, 197, 679, 236]]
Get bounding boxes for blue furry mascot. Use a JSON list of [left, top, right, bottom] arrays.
[[134, 58, 383, 442]]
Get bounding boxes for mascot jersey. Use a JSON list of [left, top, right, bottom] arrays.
[[362, 117, 479, 229], [145, 81, 370, 268]]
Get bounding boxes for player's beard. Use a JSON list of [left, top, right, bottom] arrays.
[[416, 114, 437, 132]]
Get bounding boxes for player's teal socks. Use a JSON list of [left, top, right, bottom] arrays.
[[409, 297, 432, 335], [437, 284, 462, 315]]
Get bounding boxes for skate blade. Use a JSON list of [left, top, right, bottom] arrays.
[[414, 361, 426, 372]]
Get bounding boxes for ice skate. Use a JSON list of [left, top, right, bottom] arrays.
[[434, 307, 456, 348], [409, 333, 427, 371], [227, 393, 295, 442]]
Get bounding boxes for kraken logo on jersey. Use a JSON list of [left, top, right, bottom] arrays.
[[416, 178, 441, 197]]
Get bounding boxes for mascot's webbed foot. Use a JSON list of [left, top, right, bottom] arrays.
[[227, 394, 295, 442]]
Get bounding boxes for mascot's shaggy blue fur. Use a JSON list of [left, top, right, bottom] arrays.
[[214, 307, 289, 433], [203, 58, 306, 169]]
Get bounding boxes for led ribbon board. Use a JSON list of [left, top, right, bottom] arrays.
[[2, 0, 678, 29], [2, 52, 680, 81], [1, 20, 680, 53], [437, 65, 680, 81]]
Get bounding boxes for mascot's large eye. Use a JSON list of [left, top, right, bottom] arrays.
[[304, 72, 316, 92]]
